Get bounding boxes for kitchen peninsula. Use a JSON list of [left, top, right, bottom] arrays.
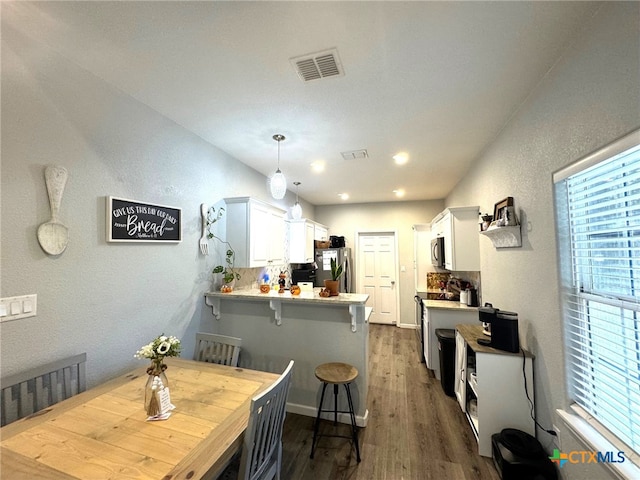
[[204, 289, 371, 425]]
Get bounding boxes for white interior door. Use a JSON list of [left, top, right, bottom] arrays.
[[358, 232, 398, 325]]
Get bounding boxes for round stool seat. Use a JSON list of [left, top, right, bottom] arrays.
[[315, 362, 358, 384]]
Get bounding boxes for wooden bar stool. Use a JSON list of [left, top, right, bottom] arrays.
[[310, 362, 361, 462]]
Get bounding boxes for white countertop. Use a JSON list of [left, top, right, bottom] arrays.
[[423, 299, 479, 311], [205, 288, 369, 305]]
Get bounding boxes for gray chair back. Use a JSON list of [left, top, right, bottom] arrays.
[[194, 333, 242, 367], [1, 353, 87, 426], [238, 360, 294, 480]]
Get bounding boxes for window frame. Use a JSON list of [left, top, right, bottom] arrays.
[[553, 128, 640, 476]]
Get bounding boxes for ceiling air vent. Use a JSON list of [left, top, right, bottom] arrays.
[[341, 149, 369, 160], [291, 48, 344, 82]]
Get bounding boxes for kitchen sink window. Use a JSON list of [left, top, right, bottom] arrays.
[[553, 129, 640, 472]]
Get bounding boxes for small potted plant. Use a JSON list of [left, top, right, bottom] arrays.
[[213, 249, 240, 293], [323, 257, 344, 296], [206, 206, 241, 292]]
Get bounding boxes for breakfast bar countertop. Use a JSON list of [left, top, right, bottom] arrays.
[[205, 288, 369, 305]]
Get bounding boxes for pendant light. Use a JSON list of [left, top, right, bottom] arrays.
[[269, 134, 287, 200], [291, 181, 302, 219]]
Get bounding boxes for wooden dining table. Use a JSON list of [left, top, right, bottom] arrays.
[[0, 358, 280, 480]]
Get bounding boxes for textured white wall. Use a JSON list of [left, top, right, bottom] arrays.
[[446, 3, 639, 479], [0, 23, 302, 387]]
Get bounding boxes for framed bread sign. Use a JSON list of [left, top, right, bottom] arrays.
[[106, 196, 182, 243]]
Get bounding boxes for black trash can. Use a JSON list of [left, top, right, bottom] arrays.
[[436, 328, 456, 397]]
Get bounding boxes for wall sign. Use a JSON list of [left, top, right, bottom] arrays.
[[106, 196, 182, 243]]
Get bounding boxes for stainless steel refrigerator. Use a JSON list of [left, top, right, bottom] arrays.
[[314, 247, 352, 293]]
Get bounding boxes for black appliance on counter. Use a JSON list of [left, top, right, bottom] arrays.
[[492, 429, 558, 480], [477, 305, 520, 353], [291, 263, 317, 285], [329, 235, 345, 248]]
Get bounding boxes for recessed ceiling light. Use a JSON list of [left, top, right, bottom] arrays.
[[393, 189, 405, 198], [338, 193, 349, 201], [311, 161, 325, 173], [393, 152, 409, 165]]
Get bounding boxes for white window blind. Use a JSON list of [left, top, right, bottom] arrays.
[[554, 130, 640, 457]]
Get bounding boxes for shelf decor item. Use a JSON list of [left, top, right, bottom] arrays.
[[491, 197, 516, 228], [134, 334, 181, 417]]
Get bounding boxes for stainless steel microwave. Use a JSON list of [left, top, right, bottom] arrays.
[[431, 237, 445, 268]]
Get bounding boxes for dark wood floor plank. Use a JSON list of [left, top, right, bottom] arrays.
[[280, 324, 500, 480]]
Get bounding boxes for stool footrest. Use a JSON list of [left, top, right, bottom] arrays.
[[310, 376, 361, 462]]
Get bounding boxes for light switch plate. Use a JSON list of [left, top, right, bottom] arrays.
[[0, 294, 37, 322]]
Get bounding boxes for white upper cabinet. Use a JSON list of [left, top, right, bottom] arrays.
[[224, 197, 286, 268], [288, 219, 329, 263], [314, 223, 328, 241], [431, 206, 480, 271]]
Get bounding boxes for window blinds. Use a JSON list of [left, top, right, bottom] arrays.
[[555, 133, 640, 455]]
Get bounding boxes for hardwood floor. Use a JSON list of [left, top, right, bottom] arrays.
[[280, 324, 501, 480]]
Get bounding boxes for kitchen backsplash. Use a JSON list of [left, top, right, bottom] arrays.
[[210, 265, 291, 291], [426, 271, 481, 302]]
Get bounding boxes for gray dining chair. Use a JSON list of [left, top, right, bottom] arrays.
[[237, 360, 294, 480], [220, 361, 294, 480], [194, 332, 242, 367], [1, 353, 87, 426]]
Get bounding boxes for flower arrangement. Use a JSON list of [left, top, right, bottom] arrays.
[[135, 334, 181, 362], [135, 334, 180, 418]]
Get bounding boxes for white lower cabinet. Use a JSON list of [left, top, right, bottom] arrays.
[[423, 304, 478, 380], [454, 324, 535, 457]]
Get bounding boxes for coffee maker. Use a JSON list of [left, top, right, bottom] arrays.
[[477, 306, 520, 353]]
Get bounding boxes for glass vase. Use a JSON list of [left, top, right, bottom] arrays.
[[144, 359, 168, 416]]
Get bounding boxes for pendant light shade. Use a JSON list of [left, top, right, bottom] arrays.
[[269, 134, 287, 200], [291, 181, 302, 219]]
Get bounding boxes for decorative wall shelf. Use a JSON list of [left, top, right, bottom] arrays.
[[480, 225, 522, 248]]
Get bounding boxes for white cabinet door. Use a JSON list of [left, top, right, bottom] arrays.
[[288, 220, 316, 263], [314, 224, 328, 241], [441, 213, 454, 270], [224, 197, 286, 268], [430, 207, 480, 271], [454, 331, 467, 412], [303, 222, 315, 261], [431, 214, 446, 239], [266, 208, 285, 265], [250, 203, 270, 265]]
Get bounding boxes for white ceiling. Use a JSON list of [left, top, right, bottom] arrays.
[[4, 1, 601, 205]]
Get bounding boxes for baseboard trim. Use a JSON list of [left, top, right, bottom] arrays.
[[287, 402, 369, 427], [398, 322, 419, 329]]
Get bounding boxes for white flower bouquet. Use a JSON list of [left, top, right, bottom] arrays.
[[135, 334, 181, 361]]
